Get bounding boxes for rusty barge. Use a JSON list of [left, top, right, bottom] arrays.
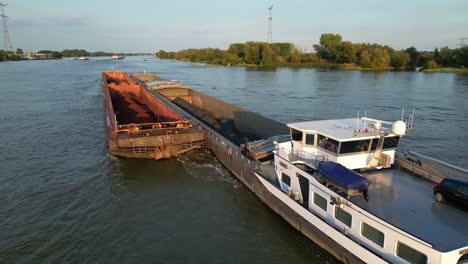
[[102, 71, 204, 159], [103, 71, 468, 264]]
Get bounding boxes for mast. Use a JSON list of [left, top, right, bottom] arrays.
[[267, 4, 273, 43], [0, 1, 13, 52]]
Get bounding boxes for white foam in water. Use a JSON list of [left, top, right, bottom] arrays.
[[177, 150, 242, 188]]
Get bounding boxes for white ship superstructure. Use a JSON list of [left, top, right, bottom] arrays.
[[264, 115, 468, 264]]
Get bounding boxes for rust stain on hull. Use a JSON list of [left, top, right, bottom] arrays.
[[102, 71, 205, 159]]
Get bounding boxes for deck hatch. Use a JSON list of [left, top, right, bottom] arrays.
[[313, 193, 327, 211], [361, 222, 385, 247], [335, 207, 352, 227], [396, 242, 427, 264]]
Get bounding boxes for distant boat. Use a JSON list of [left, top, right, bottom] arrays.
[[112, 55, 124, 60], [79, 56, 89, 61]]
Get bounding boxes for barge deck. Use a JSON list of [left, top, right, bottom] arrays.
[[352, 169, 467, 251]]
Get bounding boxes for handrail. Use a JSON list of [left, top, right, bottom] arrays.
[[278, 147, 328, 168], [116, 121, 192, 133]]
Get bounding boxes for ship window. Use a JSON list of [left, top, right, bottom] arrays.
[[371, 136, 401, 150], [396, 242, 428, 264], [383, 136, 400, 149], [371, 138, 379, 150], [318, 135, 339, 154], [291, 128, 302, 142], [441, 179, 457, 191], [305, 134, 315, 146], [361, 222, 385, 247], [335, 207, 352, 227], [456, 184, 468, 196], [281, 173, 291, 186], [340, 140, 371, 154], [279, 161, 288, 169], [313, 193, 327, 211]]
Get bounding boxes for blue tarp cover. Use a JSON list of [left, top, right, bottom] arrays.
[[318, 161, 370, 190]]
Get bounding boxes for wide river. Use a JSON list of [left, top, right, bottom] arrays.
[[0, 57, 467, 263]]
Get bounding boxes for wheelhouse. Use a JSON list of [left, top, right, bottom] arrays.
[[278, 117, 406, 170]]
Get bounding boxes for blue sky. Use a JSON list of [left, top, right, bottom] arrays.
[[4, 0, 468, 52]]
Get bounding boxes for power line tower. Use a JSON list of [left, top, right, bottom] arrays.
[[457, 37, 468, 47], [1, 1, 13, 52], [267, 4, 273, 43]]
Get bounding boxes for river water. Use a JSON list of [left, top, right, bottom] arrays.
[[0, 57, 467, 263]]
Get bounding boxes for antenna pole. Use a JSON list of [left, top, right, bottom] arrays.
[[0, 1, 13, 52], [268, 5, 273, 43], [457, 37, 468, 47], [357, 111, 360, 130], [410, 108, 415, 128]]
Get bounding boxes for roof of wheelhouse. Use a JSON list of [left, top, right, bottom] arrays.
[[287, 118, 397, 141]]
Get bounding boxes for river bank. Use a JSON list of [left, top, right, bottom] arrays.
[[164, 58, 468, 74], [421, 67, 468, 73], [169, 59, 468, 74], [156, 35, 468, 73]]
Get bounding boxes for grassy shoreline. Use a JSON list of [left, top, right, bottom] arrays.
[[183, 59, 468, 73], [180, 59, 404, 72]]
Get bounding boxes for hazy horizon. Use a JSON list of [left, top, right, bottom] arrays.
[[4, 0, 468, 53]]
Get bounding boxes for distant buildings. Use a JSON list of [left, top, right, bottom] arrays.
[[22, 51, 59, 60]]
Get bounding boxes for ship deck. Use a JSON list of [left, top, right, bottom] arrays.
[[350, 168, 468, 251], [108, 86, 158, 124]]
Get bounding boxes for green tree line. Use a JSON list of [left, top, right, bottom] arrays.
[[0, 49, 21, 62], [157, 42, 321, 67], [156, 33, 468, 70], [313, 33, 468, 69]]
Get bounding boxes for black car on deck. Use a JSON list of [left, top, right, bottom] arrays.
[[433, 177, 468, 208]]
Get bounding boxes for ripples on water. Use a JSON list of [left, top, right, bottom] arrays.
[[0, 57, 466, 263]]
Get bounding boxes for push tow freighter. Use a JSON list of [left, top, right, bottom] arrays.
[[105, 71, 468, 264]]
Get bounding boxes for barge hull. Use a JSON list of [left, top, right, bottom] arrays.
[[102, 71, 205, 159], [205, 135, 374, 264], [133, 74, 371, 264], [131, 72, 468, 264]]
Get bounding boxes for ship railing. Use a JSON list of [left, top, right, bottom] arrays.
[[116, 121, 191, 132], [115, 121, 196, 138], [278, 147, 328, 168]]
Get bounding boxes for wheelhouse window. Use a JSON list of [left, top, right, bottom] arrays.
[[361, 222, 385, 247], [313, 193, 327, 211], [396, 242, 428, 264], [305, 134, 315, 146], [291, 128, 303, 142], [318, 134, 339, 154], [371, 136, 401, 150], [371, 138, 379, 150], [339, 140, 371, 154], [281, 173, 291, 186], [383, 136, 400, 149]]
